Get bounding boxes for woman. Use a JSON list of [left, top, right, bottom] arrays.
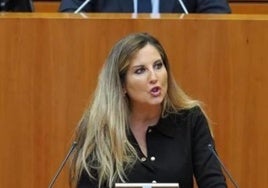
[[70, 33, 226, 188]]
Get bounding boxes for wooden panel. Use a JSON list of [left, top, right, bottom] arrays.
[[34, 1, 59, 12], [0, 13, 268, 188], [231, 3, 268, 14]]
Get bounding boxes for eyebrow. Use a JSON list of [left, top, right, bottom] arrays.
[[154, 59, 163, 64], [130, 64, 144, 71], [129, 58, 163, 69]]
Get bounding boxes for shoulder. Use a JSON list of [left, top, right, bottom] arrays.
[[167, 106, 209, 133], [177, 106, 212, 140], [172, 105, 204, 120], [161, 106, 206, 129], [157, 106, 211, 140]]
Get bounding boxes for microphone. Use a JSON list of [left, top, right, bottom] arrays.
[[208, 144, 239, 188], [48, 141, 78, 188], [74, 0, 92, 13], [177, 0, 188, 14]]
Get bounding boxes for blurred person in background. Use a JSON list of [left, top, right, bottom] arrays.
[[59, 0, 231, 14], [0, 0, 33, 12]]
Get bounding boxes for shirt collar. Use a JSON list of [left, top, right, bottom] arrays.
[[152, 113, 178, 138]]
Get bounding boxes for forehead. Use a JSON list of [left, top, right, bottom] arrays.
[[129, 44, 161, 65]]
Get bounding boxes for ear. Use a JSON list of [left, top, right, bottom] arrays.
[[122, 85, 127, 95]]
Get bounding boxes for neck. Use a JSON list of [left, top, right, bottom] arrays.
[[130, 104, 162, 129]]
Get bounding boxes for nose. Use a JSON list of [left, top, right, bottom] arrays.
[[149, 69, 158, 84]]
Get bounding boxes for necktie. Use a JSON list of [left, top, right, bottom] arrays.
[[138, 0, 152, 13]]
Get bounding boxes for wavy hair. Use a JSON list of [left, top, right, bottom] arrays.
[[69, 33, 207, 188]]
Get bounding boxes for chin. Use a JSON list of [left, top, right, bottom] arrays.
[[148, 99, 164, 106]]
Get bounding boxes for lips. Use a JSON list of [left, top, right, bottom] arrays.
[[150, 86, 161, 97]]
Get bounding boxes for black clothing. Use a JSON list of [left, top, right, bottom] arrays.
[[0, 0, 33, 12], [78, 106, 226, 188]]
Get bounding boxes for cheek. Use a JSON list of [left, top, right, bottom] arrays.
[[125, 77, 146, 96]]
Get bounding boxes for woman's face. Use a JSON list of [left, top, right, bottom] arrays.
[[124, 44, 168, 108]]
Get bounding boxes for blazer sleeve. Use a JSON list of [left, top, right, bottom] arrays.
[[195, 0, 231, 13], [191, 107, 227, 188]]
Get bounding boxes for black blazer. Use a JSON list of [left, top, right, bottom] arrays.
[[0, 0, 33, 12], [59, 0, 231, 13], [78, 107, 227, 188]]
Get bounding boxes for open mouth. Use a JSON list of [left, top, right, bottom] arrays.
[[150, 86, 161, 97]]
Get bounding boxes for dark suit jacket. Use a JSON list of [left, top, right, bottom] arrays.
[[0, 0, 33, 12], [59, 0, 231, 13]]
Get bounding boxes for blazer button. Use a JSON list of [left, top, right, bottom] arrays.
[[150, 156, 156, 161]]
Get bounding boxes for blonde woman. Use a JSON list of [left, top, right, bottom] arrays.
[[70, 33, 226, 188]]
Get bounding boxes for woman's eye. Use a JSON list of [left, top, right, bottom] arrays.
[[135, 67, 145, 74], [154, 62, 163, 69]]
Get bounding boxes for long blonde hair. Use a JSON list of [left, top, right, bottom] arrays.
[[70, 33, 207, 188]]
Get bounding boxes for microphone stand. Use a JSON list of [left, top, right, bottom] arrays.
[[48, 141, 78, 188], [74, 0, 91, 13], [177, 0, 188, 14], [208, 144, 239, 188]]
